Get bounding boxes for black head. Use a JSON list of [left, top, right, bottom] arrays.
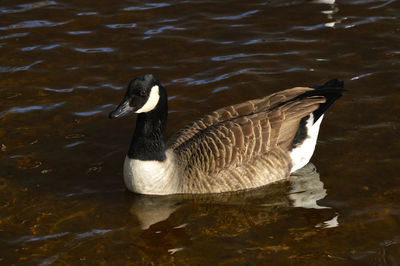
[[109, 74, 163, 118]]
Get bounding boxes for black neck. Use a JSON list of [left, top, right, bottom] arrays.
[[127, 91, 168, 161]]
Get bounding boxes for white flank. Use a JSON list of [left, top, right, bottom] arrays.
[[123, 150, 180, 195], [290, 114, 324, 173], [135, 85, 160, 113]]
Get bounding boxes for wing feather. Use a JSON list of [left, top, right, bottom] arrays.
[[175, 96, 323, 174], [167, 87, 314, 150]]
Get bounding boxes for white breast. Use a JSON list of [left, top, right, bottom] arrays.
[[123, 150, 181, 195], [290, 114, 324, 173]]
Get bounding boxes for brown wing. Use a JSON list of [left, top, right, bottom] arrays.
[[167, 86, 314, 150], [173, 95, 326, 177]]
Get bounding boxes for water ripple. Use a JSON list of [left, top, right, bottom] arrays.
[[101, 83, 124, 90], [350, 73, 374, 80], [212, 86, 230, 93], [74, 110, 103, 117], [39, 255, 59, 266], [77, 11, 98, 16], [0, 60, 43, 73], [74, 104, 113, 117], [44, 84, 123, 93], [1, 102, 66, 118], [75, 229, 112, 239], [122, 3, 171, 11], [369, 0, 395, 9], [292, 23, 327, 32], [173, 68, 259, 86], [313, 0, 336, 4], [10, 232, 69, 244], [21, 44, 61, 51], [356, 122, 395, 130], [43, 87, 75, 93], [0, 20, 69, 30], [74, 47, 115, 53], [341, 16, 396, 29], [243, 37, 317, 45], [266, 67, 308, 74], [0, 1, 57, 14], [67, 30, 93, 35], [65, 141, 85, 148], [0, 32, 30, 40], [144, 25, 185, 36], [213, 10, 260, 20], [211, 51, 298, 62], [105, 23, 137, 29], [10, 228, 112, 245]]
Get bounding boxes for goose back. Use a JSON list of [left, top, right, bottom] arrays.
[[167, 86, 314, 150], [168, 87, 327, 193]]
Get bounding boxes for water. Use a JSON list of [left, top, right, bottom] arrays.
[[1, 0, 399, 264]]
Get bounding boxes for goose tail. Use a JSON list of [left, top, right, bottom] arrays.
[[309, 78, 346, 122], [289, 79, 346, 172]]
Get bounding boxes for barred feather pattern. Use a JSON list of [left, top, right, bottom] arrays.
[[165, 87, 327, 194]]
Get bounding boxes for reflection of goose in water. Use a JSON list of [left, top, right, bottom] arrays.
[[127, 163, 338, 230], [126, 194, 184, 230], [289, 163, 327, 209], [290, 163, 339, 228], [313, 0, 335, 4], [313, 0, 340, 28]]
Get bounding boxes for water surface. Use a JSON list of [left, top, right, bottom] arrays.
[[1, 0, 400, 264]]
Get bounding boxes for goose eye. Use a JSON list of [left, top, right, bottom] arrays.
[[139, 90, 146, 96]]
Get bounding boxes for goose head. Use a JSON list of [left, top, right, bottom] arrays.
[[109, 74, 166, 118]]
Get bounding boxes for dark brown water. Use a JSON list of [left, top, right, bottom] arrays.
[[1, 0, 400, 264]]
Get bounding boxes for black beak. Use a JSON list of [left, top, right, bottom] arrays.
[[109, 99, 133, 119]]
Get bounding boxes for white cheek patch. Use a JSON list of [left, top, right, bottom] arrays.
[[135, 85, 160, 113]]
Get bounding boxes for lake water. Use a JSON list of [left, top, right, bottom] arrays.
[[1, 0, 399, 264]]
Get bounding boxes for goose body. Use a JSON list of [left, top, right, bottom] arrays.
[[109, 75, 345, 195]]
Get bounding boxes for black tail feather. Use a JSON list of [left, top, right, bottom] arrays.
[[293, 79, 346, 122], [310, 79, 346, 122], [292, 79, 346, 149]]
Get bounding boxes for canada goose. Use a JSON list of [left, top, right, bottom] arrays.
[[109, 74, 345, 195]]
